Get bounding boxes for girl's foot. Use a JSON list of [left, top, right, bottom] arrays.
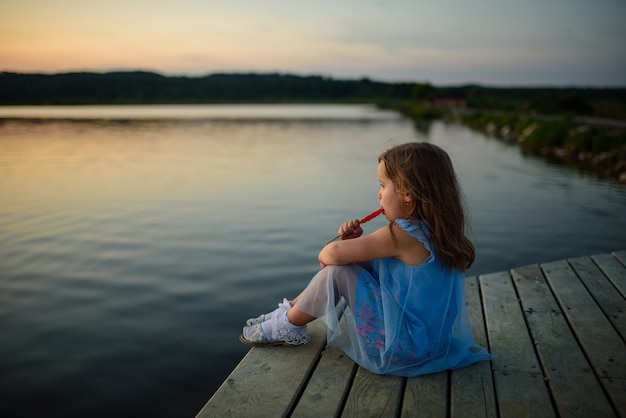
[[245, 298, 292, 326], [240, 311, 310, 347]]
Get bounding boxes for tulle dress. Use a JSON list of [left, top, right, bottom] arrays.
[[296, 218, 492, 376]]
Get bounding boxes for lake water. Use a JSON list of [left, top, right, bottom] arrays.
[[1, 105, 624, 417]]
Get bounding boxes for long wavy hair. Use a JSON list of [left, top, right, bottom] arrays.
[[379, 142, 475, 271]]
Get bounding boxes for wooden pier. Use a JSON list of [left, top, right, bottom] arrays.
[[197, 251, 626, 417]]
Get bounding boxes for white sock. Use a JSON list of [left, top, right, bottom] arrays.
[[261, 310, 300, 339]]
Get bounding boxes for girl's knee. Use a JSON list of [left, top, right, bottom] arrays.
[[325, 264, 359, 294]]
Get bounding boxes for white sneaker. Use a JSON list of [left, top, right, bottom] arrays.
[[245, 298, 292, 326], [240, 311, 310, 347]]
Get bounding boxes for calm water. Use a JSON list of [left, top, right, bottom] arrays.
[[1, 105, 624, 417]]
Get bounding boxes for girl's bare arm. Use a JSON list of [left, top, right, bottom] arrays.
[[319, 222, 429, 267], [319, 225, 398, 266]]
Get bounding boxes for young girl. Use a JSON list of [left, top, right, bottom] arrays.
[[240, 142, 492, 376]]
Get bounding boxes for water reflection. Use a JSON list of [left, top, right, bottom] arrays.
[[0, 108, 416, 417], [0, 104, 402, 120]]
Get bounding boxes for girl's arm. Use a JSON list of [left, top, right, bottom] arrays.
[[319, 224, 402, 266]]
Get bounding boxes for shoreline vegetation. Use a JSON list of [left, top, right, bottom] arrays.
[[2, 71, 625, 183], [381, 101, 626, 184]]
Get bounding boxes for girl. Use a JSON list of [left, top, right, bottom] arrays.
[[240, 142, 492, 376]]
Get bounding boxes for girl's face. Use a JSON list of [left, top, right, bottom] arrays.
[[377, 160, 409, 221]]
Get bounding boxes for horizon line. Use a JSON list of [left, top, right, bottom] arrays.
[[2, 69, 625, 90]]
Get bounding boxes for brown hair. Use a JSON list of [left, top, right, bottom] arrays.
[[379, 142, 475, 271]]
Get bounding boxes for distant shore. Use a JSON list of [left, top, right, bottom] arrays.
[[3, 71, 625, 183]]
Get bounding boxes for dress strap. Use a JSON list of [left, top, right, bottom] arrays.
[[395, 219, 435, 264]]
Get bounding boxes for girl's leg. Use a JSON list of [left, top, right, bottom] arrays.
[[241, 265, 360, 346], [286, 306, 316, 326], [288, 264, 359, 326]]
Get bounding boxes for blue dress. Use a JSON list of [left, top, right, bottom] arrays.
[[301, 218, 492, 376]]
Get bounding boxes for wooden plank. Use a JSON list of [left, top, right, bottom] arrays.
[[541, 260, 626, 416], [196, 319, 327, 418], [291, 345, 357, 418], [402, 371, 447, 418], [341, 367, 404, 417], [613, 250, 626, 266], [592, 253, 626, 299], [480, 271, 556, 418], [512, 264, 616, 417], [450, 276, 497, 418], [570, 256, 626, 341]]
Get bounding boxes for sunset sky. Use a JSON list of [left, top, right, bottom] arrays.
[[1, 0, 624, 86]]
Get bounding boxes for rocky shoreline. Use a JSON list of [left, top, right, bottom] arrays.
[[458, 114, 626, 184], [543, 145, 626, 184], [540, 147, 626, 184]]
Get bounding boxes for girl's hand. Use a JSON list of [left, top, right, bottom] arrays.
[[339, 219, 363, 240]]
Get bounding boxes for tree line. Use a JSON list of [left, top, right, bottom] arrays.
[[1, 71, 624, 119]]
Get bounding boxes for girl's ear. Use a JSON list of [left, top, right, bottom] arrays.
[[404, 193, 412, 204]]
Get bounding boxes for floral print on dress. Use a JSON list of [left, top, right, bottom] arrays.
[[354, 271, 428, 367]]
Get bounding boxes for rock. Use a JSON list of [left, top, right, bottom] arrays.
[[519, 124, 537, 142], [554, 147, 570, 159], [615, 160, 626, 172], [592, 151, 617, 167]]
